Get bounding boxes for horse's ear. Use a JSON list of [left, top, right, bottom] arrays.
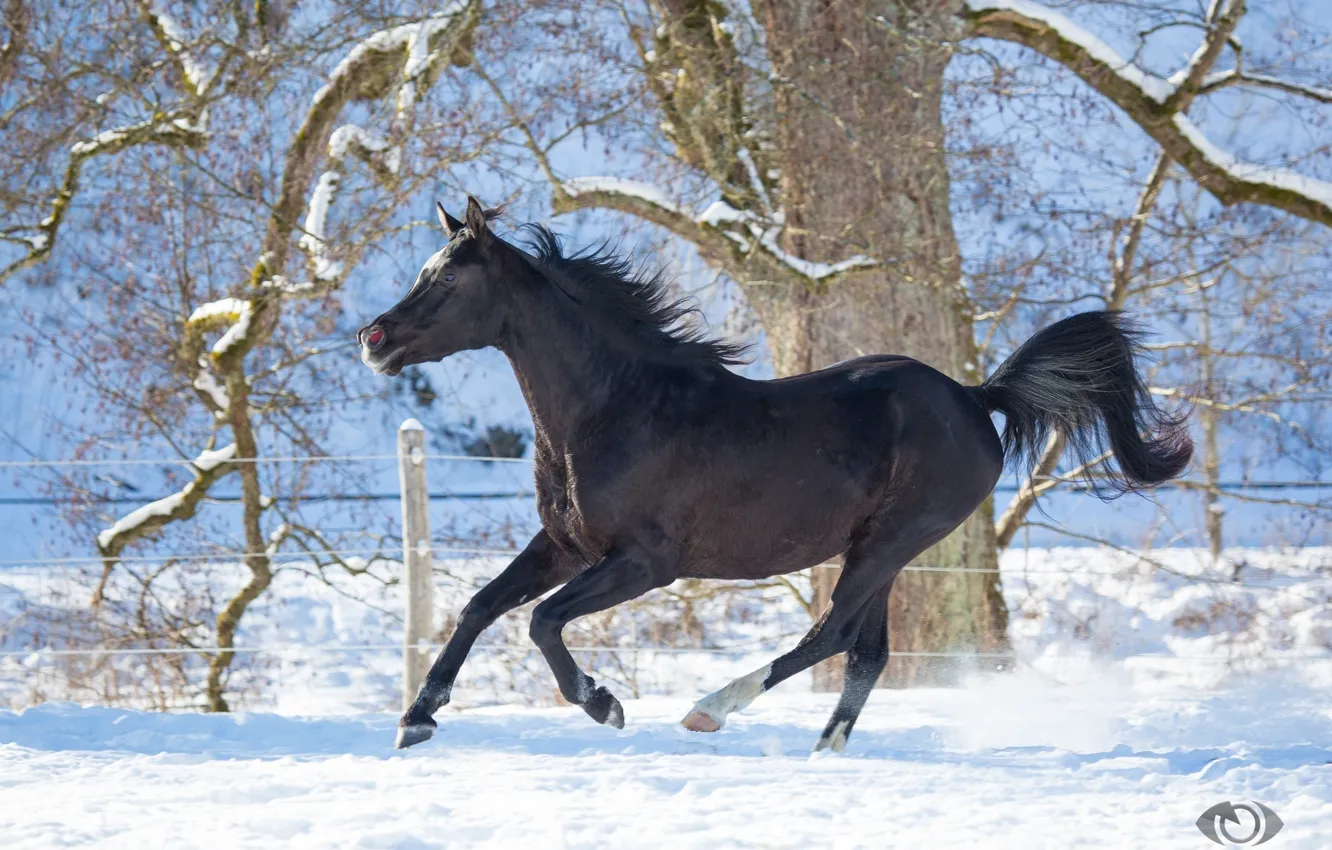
[[465, 195, 491, 242], [436, 201, 463, 237]]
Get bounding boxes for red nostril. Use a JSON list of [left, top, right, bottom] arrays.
[[366, 327, 385, 349]]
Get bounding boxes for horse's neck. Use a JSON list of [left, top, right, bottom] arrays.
[[501, 295, 645, 450], [507, 348, 619, 449]]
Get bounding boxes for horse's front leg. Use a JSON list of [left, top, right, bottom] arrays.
[[528, 544, 677, 728], [396, 530, 578, 749]]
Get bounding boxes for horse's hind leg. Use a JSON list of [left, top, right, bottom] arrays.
[[680, 553, 894, 734], [813, 580, 893, 753], [682, 509, 954, 736]]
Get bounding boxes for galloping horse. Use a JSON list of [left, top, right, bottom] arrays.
[[359, 198, 1191, 752]]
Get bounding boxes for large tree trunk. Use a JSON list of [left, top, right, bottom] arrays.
[[752, 0, 1008, 686]]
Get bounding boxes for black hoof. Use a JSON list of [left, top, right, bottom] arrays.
[[395, 717, 437, 749], [584, 686, 625, 729]]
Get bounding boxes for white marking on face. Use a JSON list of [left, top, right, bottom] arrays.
[[689, 663, 771, 729], [420, 246, 450, 279]]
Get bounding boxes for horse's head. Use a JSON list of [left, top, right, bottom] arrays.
[[359, 197, 513, 376]]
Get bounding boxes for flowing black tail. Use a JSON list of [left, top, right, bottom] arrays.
[[972, 311, 1192, 490]]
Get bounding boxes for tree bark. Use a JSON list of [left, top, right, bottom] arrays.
[[205, 372, 273, 712], [1198, 285, 1224, 566], [753, 0, 1007, 687]]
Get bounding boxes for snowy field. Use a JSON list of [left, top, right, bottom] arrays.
[[3, 676, 1331, 848], [3, 547, 1332, 847]]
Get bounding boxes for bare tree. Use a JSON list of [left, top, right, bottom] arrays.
[[7, 0, 1331, 709], [2, 0, 497, 710], [962, 1, 1332, 559], [473, 0, 1330, 684]]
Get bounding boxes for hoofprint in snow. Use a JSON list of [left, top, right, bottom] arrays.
[[3, 548, 1332, 847]]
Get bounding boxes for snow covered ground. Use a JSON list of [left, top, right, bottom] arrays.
[[2, 675, 1331, 848], [3, 547, 1332, 847]]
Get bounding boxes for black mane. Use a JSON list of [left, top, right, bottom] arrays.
[[520, 225, 749, 368]]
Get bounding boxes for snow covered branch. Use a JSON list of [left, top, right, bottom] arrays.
[[1165, 115, 1332, 225], [554, 178, 882, 288], [180, 297, 260, 422], [963, 0, 1332, 229], [187, 297, 253, 359], [265, 0, 479, 288], [292, 124, 403, 287], [93, 443, 238, 602], [697, 198, 880, 281], [1162, 0, 1243, 113], [192, 357, 230, 416], [553, 177, 742, 270], [140, 2, 215, 99], [964, 0, 1174, 102], [297, 171, 343, 282], [1198, 70, 1332, 105], [328, 124, 399, 178], [0, 110, 207, 286], [560, 177, 688, 217]]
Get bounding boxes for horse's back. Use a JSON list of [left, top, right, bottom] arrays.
[[656, 358, 1003, 577], [543, 354, 1004, 579], [746, 355, 994, 446], [756, 353, 917, 390]]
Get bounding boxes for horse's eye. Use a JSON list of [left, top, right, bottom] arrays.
[[443, 271, 456, 283]]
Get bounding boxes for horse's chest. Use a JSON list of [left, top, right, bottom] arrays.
[[534, 455, 615, 558]]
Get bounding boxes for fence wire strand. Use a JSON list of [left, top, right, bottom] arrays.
[[7, 545, 1328, 583], [0, 454, 533, 469], [2, 642, 1329, 663], [5, 542, 1332, 587]]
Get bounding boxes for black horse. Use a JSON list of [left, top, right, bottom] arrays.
[[359, 197, 1191, 752]]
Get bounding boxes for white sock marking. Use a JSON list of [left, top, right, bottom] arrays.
[[816, 720, 850, 753], [690, 664, 771, 729]]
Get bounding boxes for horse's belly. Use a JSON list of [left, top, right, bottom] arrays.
[[679, 478, 870, 579]]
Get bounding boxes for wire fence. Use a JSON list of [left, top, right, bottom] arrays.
[[5, 549, 1332, 664], [3, 641, 1329, 664], [0, 453, 532, 469], [0, 643, 1021, 660], [3, 452, 1329, 504], [7, 543, 1331, 583], [3, 450, 1332, 675]]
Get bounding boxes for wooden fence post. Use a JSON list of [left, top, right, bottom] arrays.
[[397, 418, 433, 711]]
